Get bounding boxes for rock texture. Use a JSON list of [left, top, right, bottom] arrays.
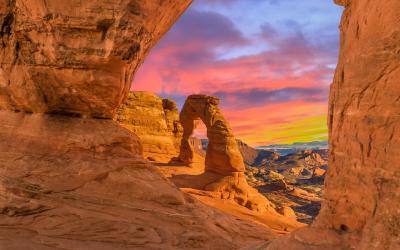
[[263, 0, 400, 249], [0, 0, 191, 118], [116, 91, 182, 162], [0, 110, 275, 249], [318, 0, 400, 246], [179, 95, 245, 175]]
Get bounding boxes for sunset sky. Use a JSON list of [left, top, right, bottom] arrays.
[[132, 0, 343, 146]]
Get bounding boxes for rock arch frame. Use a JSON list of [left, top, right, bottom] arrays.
[[0, 0, 398, 248]]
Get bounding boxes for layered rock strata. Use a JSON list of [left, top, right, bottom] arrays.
[[116, 91, 182, 162], [0, 0, 191, 118]]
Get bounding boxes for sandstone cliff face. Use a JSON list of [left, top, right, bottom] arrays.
[[0, 0, 190, 118], [116, 91, 182, 162], [265, 0, 400, 249], [318, 0, 400, 247]]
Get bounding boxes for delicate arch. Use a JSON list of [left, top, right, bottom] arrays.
[[178, 95, 245, 175]]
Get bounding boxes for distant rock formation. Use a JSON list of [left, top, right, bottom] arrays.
[[179, 95, 245, 174], [236, 139, 280, 166], [236, 139, 260, 166], [116, 91, 182, 162]]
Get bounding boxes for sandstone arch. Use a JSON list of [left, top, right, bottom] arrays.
[[176, 95, 290, 217], [179, 94, 245, 175]]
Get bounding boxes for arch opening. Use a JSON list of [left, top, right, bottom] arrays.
[[130, 0, 341, 227]]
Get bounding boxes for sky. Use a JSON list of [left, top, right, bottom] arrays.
[[132, 0, 343, 146]]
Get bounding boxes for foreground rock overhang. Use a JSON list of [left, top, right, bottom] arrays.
[[0, 0, 191, 118]]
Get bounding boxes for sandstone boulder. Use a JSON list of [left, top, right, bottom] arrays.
[[0, 0, 191, 118]]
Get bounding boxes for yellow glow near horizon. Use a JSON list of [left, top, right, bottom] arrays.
[[240, 115, 328, 147]]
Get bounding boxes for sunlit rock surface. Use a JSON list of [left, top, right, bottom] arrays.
[[116, 91, 183, 162]]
